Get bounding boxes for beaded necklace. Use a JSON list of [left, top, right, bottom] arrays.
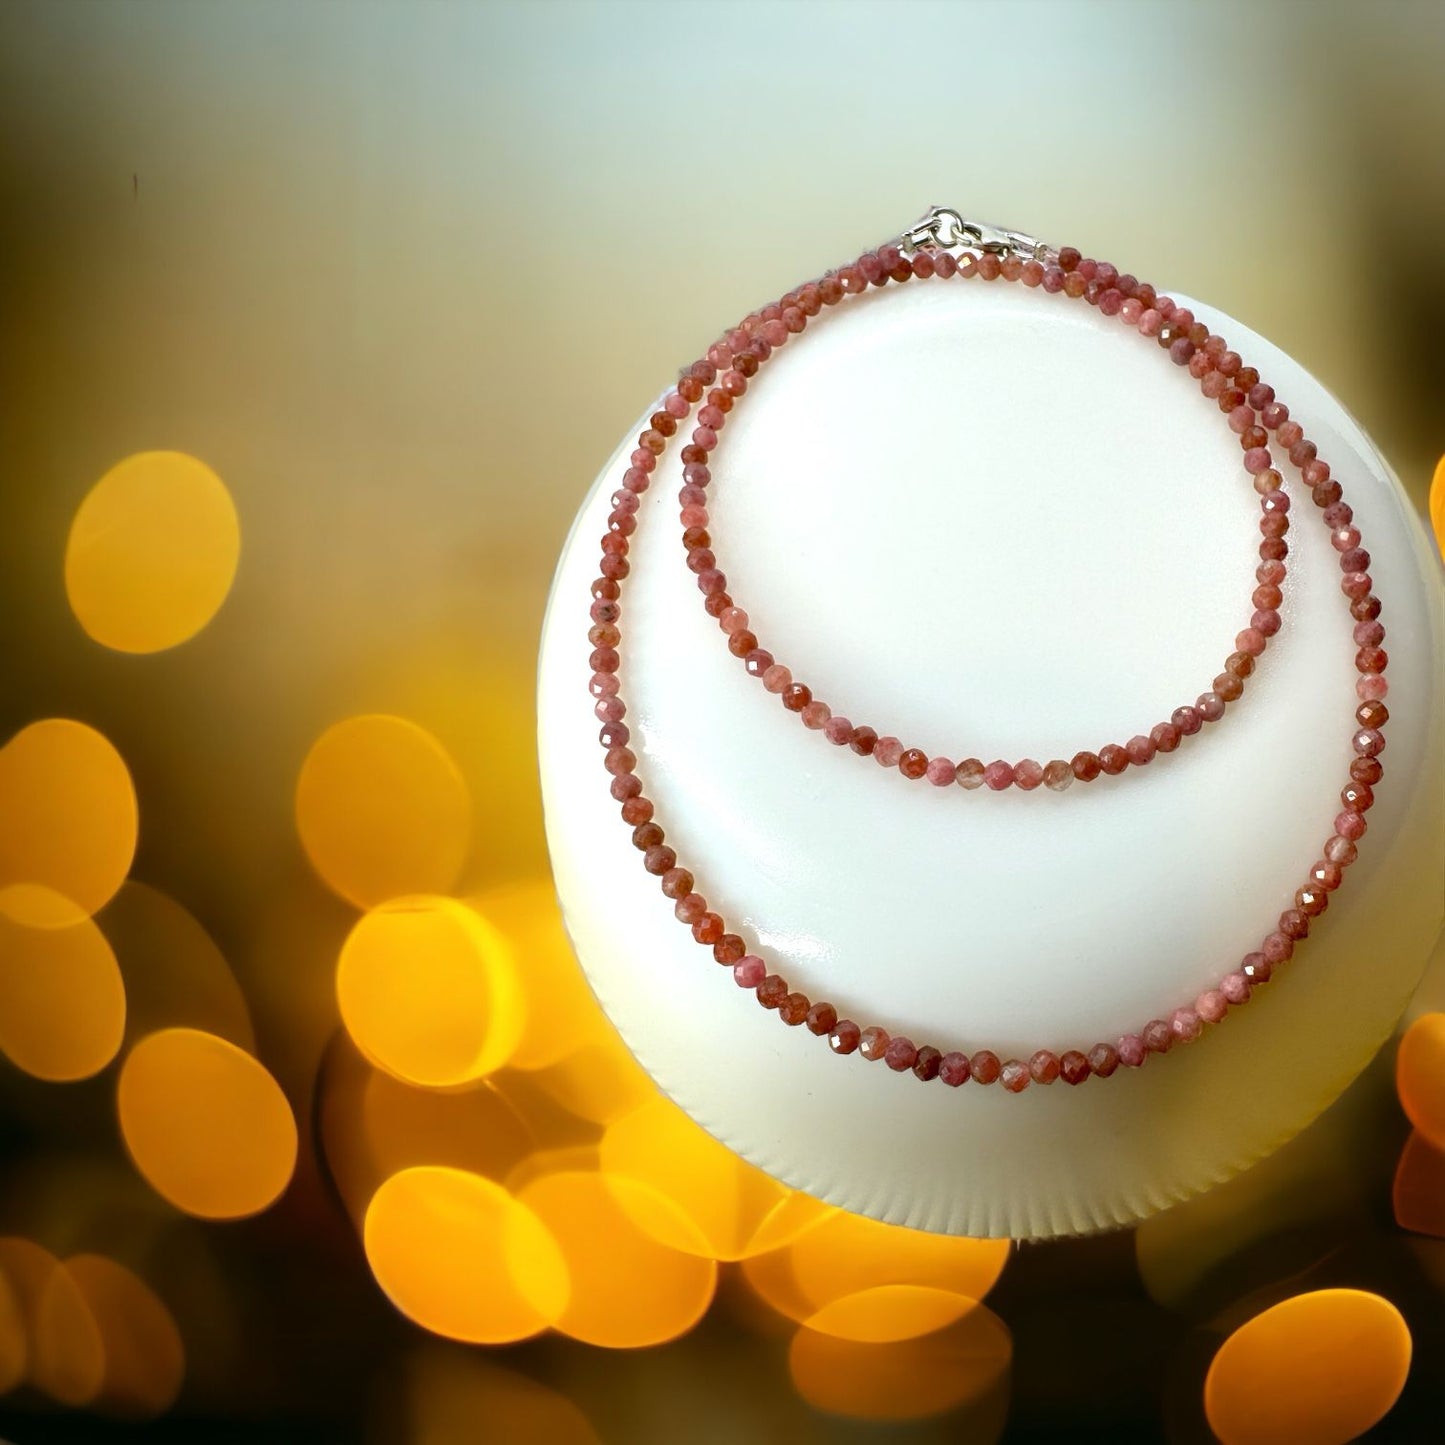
[[587, 208, 1387, 1092]]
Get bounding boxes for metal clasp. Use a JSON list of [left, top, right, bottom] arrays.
[[899, 206, 1048, 263]]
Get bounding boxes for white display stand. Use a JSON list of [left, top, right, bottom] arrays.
[[537, 271, 1445, 1238]]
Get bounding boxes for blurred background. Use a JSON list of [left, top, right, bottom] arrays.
[[0, 0, 1443, 1439]]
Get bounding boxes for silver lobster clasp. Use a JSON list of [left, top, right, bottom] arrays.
[[899, 206, 1047, 263]]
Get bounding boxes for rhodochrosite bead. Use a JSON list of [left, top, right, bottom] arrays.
[[587, 211, 1389, 1093]]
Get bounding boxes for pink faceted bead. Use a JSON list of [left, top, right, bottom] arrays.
[[984, 760, 1016, 791], [1029, 1050, 1061, 1084], [938, 1051, 971, 1087], [1235, 627, 1267, 657], [859, 1026, 890, 1061], [762, 663, 792, 693], [1169, 1008, 1202, 1044], [1196, 989, 1228, 1024], [1325, 834, 1359, 866], [873, 736, 903, 768], [1172, 706, 1203, 736], [800, 700, 831, 729], [1335, 809, 1367, 841], [999, 1059, 1031, 1093], [1117, 1034, 1147, 1068], [926, 756, 956, 787], [733, 956, 766, 989], [1262, 931, 1294, 964], [829, 1019, 861, 1054], [1220, 972, 1251, 1006], [1014, 759, 1044, 790], [884, 1036, 919, 1072], [1352, 728, 1385, 758], [823, 715, 853, 745], [1357, 675, 1388, 701], [955, 758, 986, 789], [1125, 734, 1156, 766]]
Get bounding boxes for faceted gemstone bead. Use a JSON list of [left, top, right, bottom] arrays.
[[1117, 1034, 1147, 1068], [984, 760, 1016, 791], [712, 933, 746, 964], [850, 725, 879, 757], [1150, 722, 1182, 754], [1098, 744, 1129, 776], [1142, 1020, 1173, 1054], [939, 1051, 971, 1087], [756, 975, 788, 1009], [955, 758, 986, 789], [1125, 735, 1156, 766], [926, 756, 955, 786], [1241, 952, 1272, 985], [1060, 1050, 1091, 1085], [1071, 751, 1102, 782], [805, 1001, 838, 1035], [1169, 1008, 1202, 1043], [1029, 1050, 1061, 1084], [675, 893, 707, 924], [779, 992, 809, 1026], [1043, 760, 1073, 791], [692, 913, 724, 945], [1172, 707, 1202, 736], [1087, 1043, 1120, 1077], [884, 1036, 919, 1072], [913, 1045, 943, 1081], [1278, 908, 1310, 941], [1000, 1059, 1031, 1092], [1014, 759, 1044, 791], [898, 748, 928, 780], [874, 736, 904, 768], [1220, 972, 1251, 1005], [859, 1026, 890, 1061], [733, 956, 766, 989], [1262, 930, 1294, 962], [970, 1050, 1002, 1084], [1196, 989, 1228, 1023], [829, 1019, 861, 1054]]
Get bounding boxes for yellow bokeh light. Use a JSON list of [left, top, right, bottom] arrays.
[[804, 1285, 980, 1345], [1204, 1289, 1411, 1445], [1430, 453, 1445, 556], [99, 881, 254, 1053], [59, 1255, 184, 1419], [0, 719, 137, 926], [1394, 1130, 1445, 1239], [363, 1167, 567, 1345], [32, 1260, 105, 1407], [1397, 1012, 1445, 1149], [600, 1096, 827, 1260], [338, 896, 524, 1087], [742, 1209, 1011, 1327], [0, 896, 126, 1081], [526, 1040, 657, 1127], [117, 1028, 298, 1219], [468, 879, 610, 1072], [296, 715, 471, 910], [0, 1267, 23, 1396], [316, 1035, 536, 1227], [789, 1302, 1013, 1424], [514, 1170, 716, 1348], [64, 450, 240, 653], [386, 1348, 602, 1445]]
